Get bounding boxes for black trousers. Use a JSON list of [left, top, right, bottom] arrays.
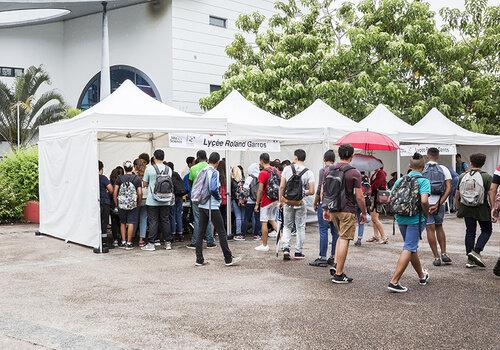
[[464, 217, 492, 255], [147, 205, 172, 244], [100, 203, 110, 241], [110, 211, 120, 241], [196, 208, 232, 264]]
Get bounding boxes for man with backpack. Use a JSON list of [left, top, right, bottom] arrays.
[[322, 144, 367, 284], [254, 153, 280, 252], [166, 162, 186, 242], [455, 153, 469, 175], [454, 153, 494, 269], [423, 147, 453, 266], [490, 165, 500, 276], [113, 161, 143, 250], [279, 149, 315, 260], [310, 150, 338, 267], [187, 150, 216, 250], [141, 150, 174, 251], [241, 163, 261, 240], [387, 153, 430, 293], [192, 152, 241, 267]]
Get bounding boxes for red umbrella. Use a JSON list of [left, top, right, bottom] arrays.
[[336, 131, 399, 151]]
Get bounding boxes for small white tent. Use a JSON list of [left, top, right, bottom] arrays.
[[38, 80, 226, 249]]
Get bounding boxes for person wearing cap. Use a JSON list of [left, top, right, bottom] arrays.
[[113, 161, 143, 250]]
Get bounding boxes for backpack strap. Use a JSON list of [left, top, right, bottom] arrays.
[[152, 163, 160, 175], [298, 168, 308, 177], [291, 164, 297, 175]]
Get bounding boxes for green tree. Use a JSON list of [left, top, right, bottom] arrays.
[[0, 65, 66, 149], [200, 0, 500, 134]]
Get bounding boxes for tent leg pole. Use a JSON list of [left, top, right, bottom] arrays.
[[225, 149, 232, 238], [396, 148, 401, 180]]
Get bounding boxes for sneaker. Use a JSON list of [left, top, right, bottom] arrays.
[[433, 258, 442, 266], [441, 253, 452, 265], [253, 235, 261, 241], [467, 251, 485, 268], [493, 258, 500, 276], [154, 240, 161, 246], [112, 240, 119, 247], [141, 243, 155, 251], [419, 269, 430, 285], [291, 231, 297, 237], [354, 238, 361, 247], [206, 243, 217, 249], [283, 249, 291, 260], [186, 244, 196, 250], [138, 240, 145, 247], [178, 235, 184, 242], [332, 273, 353, 284], [120, 241, 127, 249], [466, 258, 477, 269], [125, 243, 133, 250], [165, 242, 172, 250], [227, 235, 234, 240], [225, 256, 242, 266], [195, 261, 209, 267], [268, 230, 278, 238], [255, 244, 270, 252], [327, 256, 335, 266], [309, 258, 328, 267], [294, 252, 306, 260], [329, 263, 337, 276], [388, 282, 408, 293], [234, 235, 245, 241]]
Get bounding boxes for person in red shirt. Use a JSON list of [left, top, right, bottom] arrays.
[[254, 153, 279, 252], [366, 164, 388, 244]]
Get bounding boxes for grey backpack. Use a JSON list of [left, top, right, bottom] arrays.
[[152, 164, 175, 205]]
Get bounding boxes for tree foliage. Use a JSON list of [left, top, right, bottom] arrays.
[[0, 65, 65, 149], [200, 0, 500, 134]]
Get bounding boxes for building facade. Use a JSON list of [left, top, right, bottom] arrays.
[[0, 0, 276, 114]]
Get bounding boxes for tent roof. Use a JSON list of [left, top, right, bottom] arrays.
[[40, 80, 226, 140], [359, 104, 416, 134], [287, 99, 360, 131]]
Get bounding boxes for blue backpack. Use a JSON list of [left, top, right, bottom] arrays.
[[423, 163, 445, 196]]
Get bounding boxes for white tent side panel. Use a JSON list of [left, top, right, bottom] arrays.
[[39, 131, 100, 248]]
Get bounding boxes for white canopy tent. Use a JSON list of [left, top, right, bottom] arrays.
[[38, 80, 227, 249]]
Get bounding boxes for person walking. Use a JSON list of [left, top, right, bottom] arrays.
[[354, 172, 371, 246], [193, 152, 241, 267], [423, 147, 453, 266], [387, 153, 430, 293], [254, 153, 280, 252], [231, 166, 245, 240], [490, 165, 500, 276], [366, 165, 388, 244], [455, 153, 494, 268], [322, 144, 367, 283], [310, 150, 338, 267], [141, 150, 174, 251], [241, 163, 261, 240], [279, 149, 315, 260], [187, 150, 216, 249]]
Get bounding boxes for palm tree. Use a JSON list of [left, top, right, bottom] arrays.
[[0, 65, 65, 149]]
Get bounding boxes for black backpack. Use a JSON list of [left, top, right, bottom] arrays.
[[322, 164, 354, 212], [249, 175, 258, 201], [284, 165, 308, 201], [265, 167, 280, 201], [172, 171, 186, 197]]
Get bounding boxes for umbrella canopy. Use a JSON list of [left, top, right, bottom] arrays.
[[351, 154, 383, 172], [336, 131, 399, 151]]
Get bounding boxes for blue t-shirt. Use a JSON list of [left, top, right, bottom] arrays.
[[144, 163, 172, 206], [392, 171, 430, 225], [99, 174, 111, 205]]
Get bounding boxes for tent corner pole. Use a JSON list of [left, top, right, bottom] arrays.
[[396, 143, 401, 180], [96, 131, 103, 254]]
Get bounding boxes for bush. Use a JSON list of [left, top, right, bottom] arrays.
[[0, 147, 38, 223]]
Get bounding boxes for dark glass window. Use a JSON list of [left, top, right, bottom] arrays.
[[209, 15, 227, 28], [77, 65, 160, 110], [210, 84, 221, 93]]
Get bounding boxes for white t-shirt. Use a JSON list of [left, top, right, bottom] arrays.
[[282, 164, 315, 193], [425, 161, 452, 205]]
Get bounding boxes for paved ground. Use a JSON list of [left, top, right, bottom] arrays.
[[0, 216, 498, 350]]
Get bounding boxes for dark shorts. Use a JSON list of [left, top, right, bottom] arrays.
[[119, 207, 139, 225], [426, 204, 445, 225]]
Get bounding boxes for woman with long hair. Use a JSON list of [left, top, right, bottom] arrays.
[[231, 166, 245, 240], [109, 166, 124, 247], [367, 164, 388, 244], [217, 160, 229, 236], [134, 157, 148, 247]]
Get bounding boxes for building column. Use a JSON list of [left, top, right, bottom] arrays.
[[100, 1, 110, 101]]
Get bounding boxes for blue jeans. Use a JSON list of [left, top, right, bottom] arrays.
[[241, 203, 261, 236], [136, 205, 147, 239], [169, 197, 183, 235], [231, 200, 244, 235], [318, 204, 338, 259], [356, 208, 365, 238], [191, 202, 214, 245]]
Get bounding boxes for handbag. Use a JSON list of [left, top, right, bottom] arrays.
[[377, 190, 391, 205]]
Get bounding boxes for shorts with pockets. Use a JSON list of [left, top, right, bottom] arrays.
[[119, 207, 139, 225], [260, 201, 278, 222], [330, 212, 356, 240], [398, 224, 422, 253], [426, 204, 445, 225]]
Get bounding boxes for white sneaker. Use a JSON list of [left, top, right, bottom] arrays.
[[165, 242, 172, 250], [225, 256, 242, 266], [255, 244, 270, 252], [112, 240, 118, 247], [141, 243, 155, 251], [268, 230, 278, 238]]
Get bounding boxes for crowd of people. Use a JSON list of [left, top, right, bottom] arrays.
[[98, 145, 500, 292]]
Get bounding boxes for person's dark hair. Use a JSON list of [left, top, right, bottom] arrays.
[[133, 158, 146, 179], [209, 152, 220, 164], [153, 149, 165, 161], [139, 153, 150, 164], [238, 165, 244, 177], [218, 160, 226, 184], [260, 153, 270, 164], [282, 159, 291, 166], [294, 149, 306, 162], [427, 147, 439, 158], [197, 150, 207, 161], [110, 166, 124, 183], [186, 156, 195, 166], [391, 171, 397, 177], [323, 149, 335, 163], [456, 153, 462, 159], [338, 144, 354, 160], [150, 157, 154, 165], [410, 152, 425, 170], [123, 161, 133, 172], [469, 153, 486, 168], [98, 160, 104, 171], [166, 161, 174, 171]]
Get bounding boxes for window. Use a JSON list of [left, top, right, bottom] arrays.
[[209, 15, 227, 28], [77, 65, 160, 110], [210, 84, 221, 93], [0, 66, 23, 77]]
